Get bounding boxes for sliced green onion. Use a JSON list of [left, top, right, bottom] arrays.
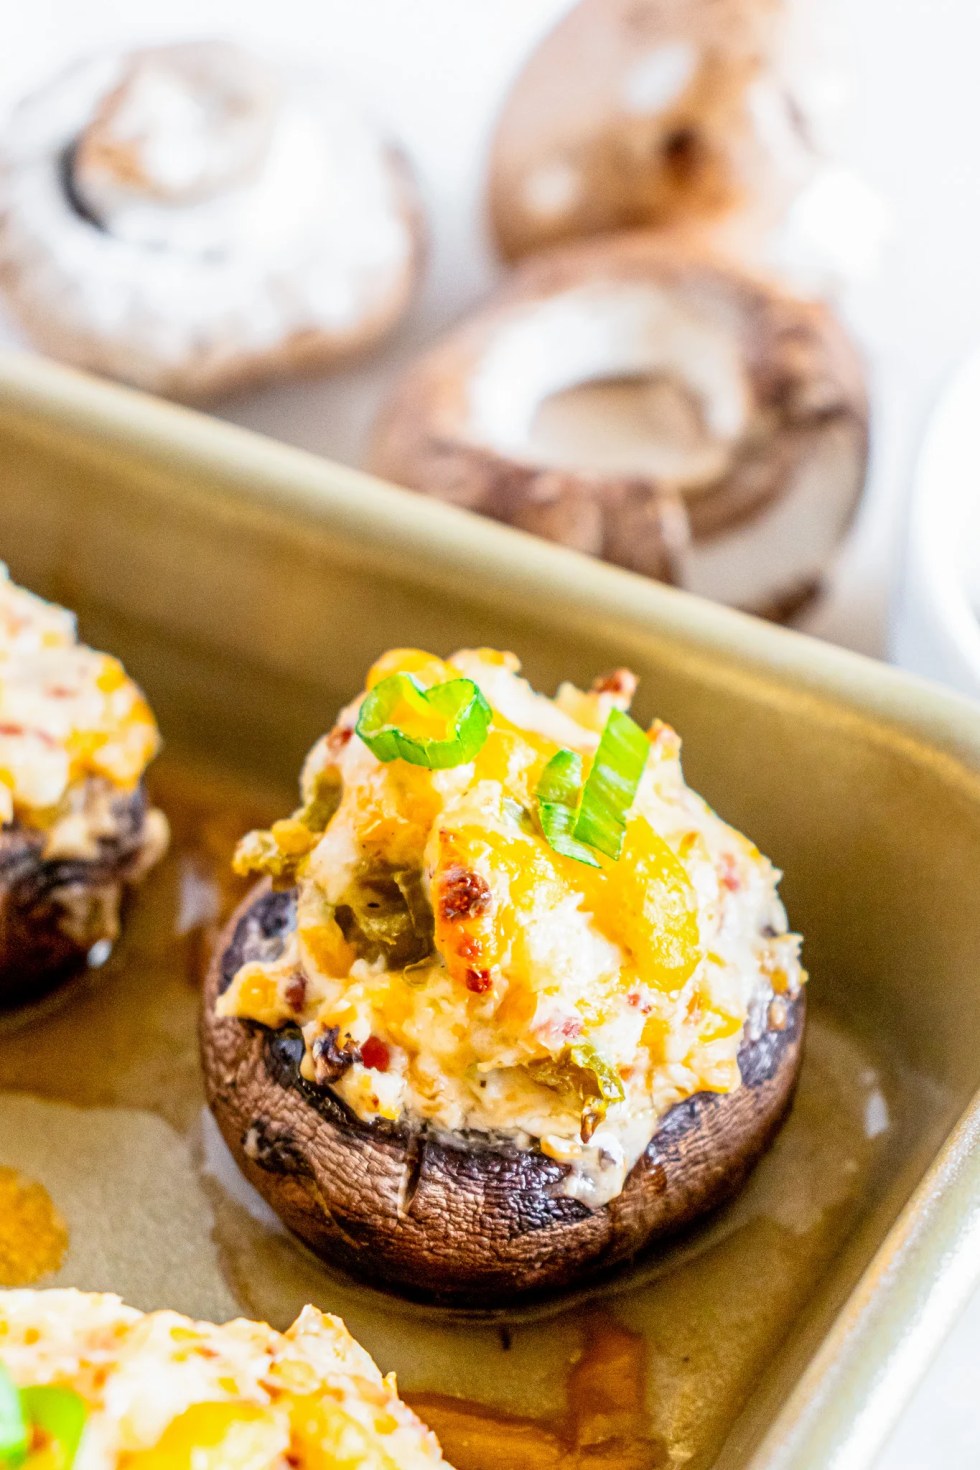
[[0, 1365, 28, 1467], [574, 709, 649, 860], [536, 748, 581, 806], [356, 674, 492, 770], [534, 712, 649, 866], [19, 1386, 87, 1470], [535, 751, 600, 868]]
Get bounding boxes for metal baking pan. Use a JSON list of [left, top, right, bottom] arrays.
[[0, 349, 979, 1470]]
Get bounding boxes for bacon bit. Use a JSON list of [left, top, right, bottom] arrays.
[[283, 974, 307, 1013], [360, 1036, 390, 1071], [627, 991, 641, 1008], [591, 667, 638, 702], [439, 865, 492, 923], [720, 854, 741, 893], [326, 725, 353, 757], [457, 935, 482, 961], [0, 723, 55, 745], [465, 968, 492, 994]]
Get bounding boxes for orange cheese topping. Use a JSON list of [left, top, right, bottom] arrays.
[[0, 568, 159, 826]]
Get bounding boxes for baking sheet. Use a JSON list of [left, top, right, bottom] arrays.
[[1, 352, 979, 1469]]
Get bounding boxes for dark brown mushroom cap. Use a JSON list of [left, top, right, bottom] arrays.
[[370, 232, 868, 620], [0, 784, 160, 1007], [202, 881, 805, 1305]]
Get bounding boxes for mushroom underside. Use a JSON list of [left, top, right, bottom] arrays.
[[370, 242, 868, 619], [0, 785, 155, 1006], [202, 884, 805, 1305]]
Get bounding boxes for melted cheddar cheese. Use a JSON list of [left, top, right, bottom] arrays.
[[0, 568, 159, 835], [0, 1289, 448, 1469], [222, 649, 805, 1204]]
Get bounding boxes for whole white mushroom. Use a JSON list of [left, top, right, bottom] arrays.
[[0, 41, 425, 400]]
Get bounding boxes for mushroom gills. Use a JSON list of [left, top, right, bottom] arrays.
[[467, 282, 748, 479], [530, 373, 732, 485]]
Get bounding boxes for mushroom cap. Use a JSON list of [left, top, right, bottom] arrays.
[[202, 883, 805, 1306], [487, 0, 836, 264], [0, 41, 425, 401], [0, 784, 165, 1006], [370, 232, 868, 619]]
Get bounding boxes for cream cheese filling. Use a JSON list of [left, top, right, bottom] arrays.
[[0, 566, 160, 834]]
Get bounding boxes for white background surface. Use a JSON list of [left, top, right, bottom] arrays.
[[4, 1, 980, 1464]]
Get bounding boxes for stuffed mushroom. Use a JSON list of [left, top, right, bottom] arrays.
[[0, 568, 167, 1004], [203, 648, 805, 1303], [0, 1289, 449, 1467]]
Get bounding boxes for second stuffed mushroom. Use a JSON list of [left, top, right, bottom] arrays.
[[0, 568, 167, 1004], [202, 648, 805, 1303]]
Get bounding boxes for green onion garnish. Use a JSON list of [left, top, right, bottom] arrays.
[[575, 709, 650, 860], [356, 674, 492, 770], [19, 1386, 86, 1470], [534, 710, 649, 866], [0, 1365, 27, 1467], [535, 750, 600, 868]]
